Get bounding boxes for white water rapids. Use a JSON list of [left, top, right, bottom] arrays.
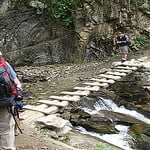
[[76, 97, 150, 150]]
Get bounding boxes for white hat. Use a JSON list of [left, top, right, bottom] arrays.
[[0, 51, 2, 55]]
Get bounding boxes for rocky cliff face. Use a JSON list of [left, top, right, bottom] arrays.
[[0, 0, 149, 66], [0, 0, 77, 65], [75, 0, 150, 61]]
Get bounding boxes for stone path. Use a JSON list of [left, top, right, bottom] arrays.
[[21, 59, 148, 130]]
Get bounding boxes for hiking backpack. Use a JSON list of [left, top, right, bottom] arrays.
[[0, 58, 17, 97], [124, 35, 131, 46]]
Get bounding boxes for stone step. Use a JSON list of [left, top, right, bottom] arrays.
[[112, 61, 142, 67], [49, 95, 81, 102], [74, 86, 100, 91], [20, 110, 45, 125], [121, 62, 143, 67], [24, 104, 58, 115], [110, 69, 132, 73], [99, 74, 121, 80], [38, 100, 69, 107], [90, 78, 115, 84], [112, 66, 137, 70], [60, 90, 90, 96], [106, 71, 127, 77], [143, 86, 150, 91], [83, 82, 108, 87], [36, 114, 69, 129]]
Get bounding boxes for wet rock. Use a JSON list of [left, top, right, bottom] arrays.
[[109, 68, 150, 116], [100, 110, 147, 125], [62, 108, 118, 134], [129, 124, 150, 150]]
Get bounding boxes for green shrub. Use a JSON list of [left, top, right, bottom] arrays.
[[11, 0, 94, 27], [92, 143, 108, 150], [132, 35, 150, 51]]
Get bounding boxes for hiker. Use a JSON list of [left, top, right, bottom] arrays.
[[0, 51, 22, 150], [116, 32, 130, 63]]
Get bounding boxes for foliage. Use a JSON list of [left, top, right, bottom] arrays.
[[52, 0, 75, 27], [92, 143, 108, 150], [11, 0, 93, 27], [131, 35, 150, 51], [132, 0, 149, 8]]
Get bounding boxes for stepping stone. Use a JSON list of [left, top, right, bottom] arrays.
[[38, 100, 69, 107], [106, 71, 127, 77], [60, 90, 90, 96], [112, 66, 137, 70], [36, 114, 69, 129], [49, 95, 81, 102], [111, 69, 132, 73], [74, 86, 100, 91], [20, 110, 45, 125], [99, 74, 121, 80], [83, 82, 108, 87], [24, 104, 58, 115], [90, 78, 115, 84], [122, 62, 143, 67], [112, 61, 142, 68], [143, 86, 150, 91]]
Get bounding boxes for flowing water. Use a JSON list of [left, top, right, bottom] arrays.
[[77, 96, 150, 150]]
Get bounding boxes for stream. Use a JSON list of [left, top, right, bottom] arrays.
[[75, 96, 150, 150]]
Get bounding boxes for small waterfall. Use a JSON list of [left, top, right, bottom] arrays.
[[80, 96, 150, 150], [94, 96, 150, 124]]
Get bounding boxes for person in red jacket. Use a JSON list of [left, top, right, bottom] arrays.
[[0, 51, 22, 150]]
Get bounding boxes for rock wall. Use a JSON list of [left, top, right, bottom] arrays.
[[0, 0, 149, 65], [75, 0, 150, 62], [0, 0, 77, 66]]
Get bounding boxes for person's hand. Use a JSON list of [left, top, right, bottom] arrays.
[[117, 41, 121, 43]]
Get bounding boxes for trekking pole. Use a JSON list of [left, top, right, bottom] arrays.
[[8, 106, 23, 134], [11, 112, 23, 134]]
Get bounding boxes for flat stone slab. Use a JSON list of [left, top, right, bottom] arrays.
[[99, 74, 121, 80], [106, 71, 127, 77], [24, 104, 58, 115], [38, 100, 69, 107], [60, 90, 90, 96], [83, 82, 108, 87], [112, 66, 137, 70], [110, 69, 132, 73], [74, 86, 100, 91], [36, 114, 69, 129], [142, 62, 150, 69], [112, 61, 143, 67], [20, 110, 45, 125], [90, 78, 115, 84], [49, 95, 81, 102], [122, 62, 143, 67]]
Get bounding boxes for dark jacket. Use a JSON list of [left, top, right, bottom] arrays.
[[117, 35, 129, 47]]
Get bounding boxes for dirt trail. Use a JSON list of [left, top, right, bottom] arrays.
[[15, 49, 150, 150]]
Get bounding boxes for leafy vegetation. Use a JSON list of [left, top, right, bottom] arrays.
[[11, 0, 92, 27], [131, 35, 150, 51], [132, 0, 149, 7], [92, 143, 108, 150]]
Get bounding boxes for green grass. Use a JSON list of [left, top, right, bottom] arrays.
[[92, 143, 108, 150]]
